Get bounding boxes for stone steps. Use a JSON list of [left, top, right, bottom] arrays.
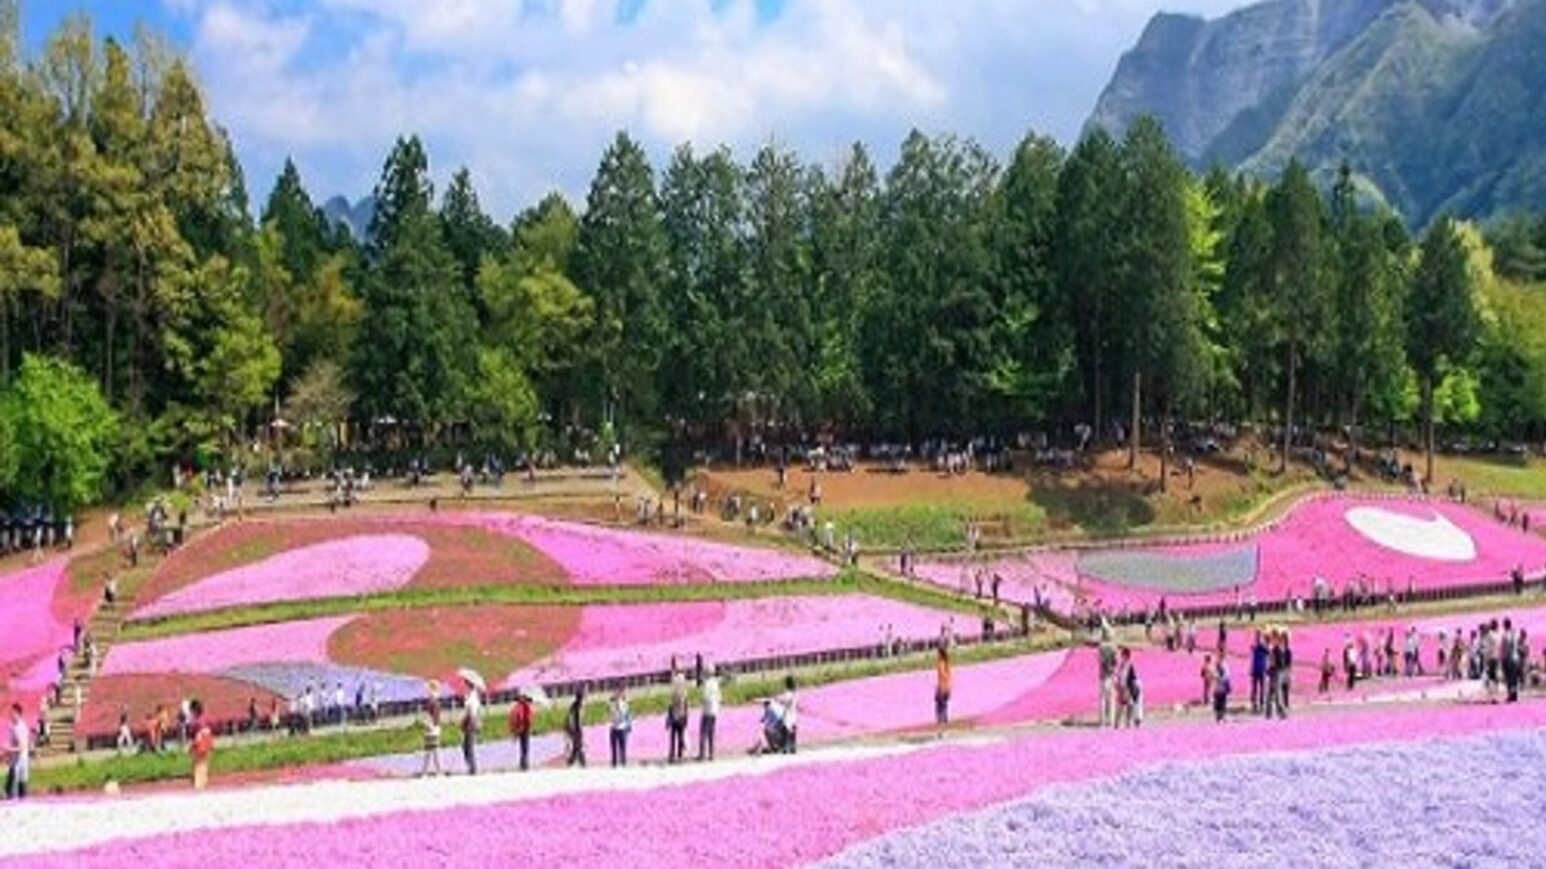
[[37, 593, 137, 756]]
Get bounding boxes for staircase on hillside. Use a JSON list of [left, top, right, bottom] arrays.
[[39, 588, 136, 756]]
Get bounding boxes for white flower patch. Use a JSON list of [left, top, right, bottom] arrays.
[[1344, 507, 1476, 562]]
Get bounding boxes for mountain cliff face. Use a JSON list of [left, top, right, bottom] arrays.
[[1087, 0, 1542, 225]]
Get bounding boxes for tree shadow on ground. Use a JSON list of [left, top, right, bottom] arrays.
[[1028, 473, 1157, 537]]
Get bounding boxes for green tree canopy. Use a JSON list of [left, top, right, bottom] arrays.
[[1, 353, 119, 512]]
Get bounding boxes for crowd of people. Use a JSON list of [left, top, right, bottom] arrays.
[[0, 506, 73, 560]]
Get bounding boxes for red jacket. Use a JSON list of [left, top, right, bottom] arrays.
[[508, 699, 532, 736]]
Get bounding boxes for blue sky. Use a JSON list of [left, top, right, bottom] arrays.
[[20, 0, 1245, 220]]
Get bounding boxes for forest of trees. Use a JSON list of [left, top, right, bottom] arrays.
[[1, 9, 1545, 510]]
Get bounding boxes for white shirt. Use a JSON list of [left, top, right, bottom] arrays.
[[702, 677, 722, 717], [9, 718, 30, 775], [777, 690, 798, 728]]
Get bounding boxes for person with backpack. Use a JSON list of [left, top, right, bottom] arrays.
[[190, 701, 214, 791], [508, 691, 533, 771]]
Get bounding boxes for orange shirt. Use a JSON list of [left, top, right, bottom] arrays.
[[192, 724, 214, 761], [936, 657, 953, 695]]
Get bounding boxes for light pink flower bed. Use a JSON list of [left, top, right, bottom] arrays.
[[579, 650, 1072, 761], [0, 559, 72, 715], [100, 617, 349, 677], [133, 535, 432, 619], [23, 695, 1545, 867], [503, 595, 960, 686], [446, 513, 838, 585], [912, 550, 1080, 610]]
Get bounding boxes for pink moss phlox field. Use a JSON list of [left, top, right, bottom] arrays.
[[101, 616, 351, 677], [134, 535, 431, 618], [575, 651, 1071, 759], [0, 559, 72, 714], [450, 513, 838, 585], [912, 550, 1080, 609], [502, 595, 958, 686], [923, 497, 1546, 615], [20, 697, 1546, 868]]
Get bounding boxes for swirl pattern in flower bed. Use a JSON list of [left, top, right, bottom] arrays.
[[137, 516, 575, 612]]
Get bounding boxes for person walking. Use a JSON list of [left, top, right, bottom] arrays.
[[697, 665, 721, 762], [1265, 632, 1286, 719], [508, 691, 533, 772], [934, 646, 953, 734], [1098, 629, 1118, 728], [1212, 660, 1232, 723], [419, 681, 444, 777], [565, 687, 587, 768], [667, 668, 689, 763], [5, 703, 30, 800], [460, 686, 482, 776], [190, 701, 214, 791], [1117, 648, 1143, 728], [608, 688, 632, 768], [1249, 632, 1269, 713]]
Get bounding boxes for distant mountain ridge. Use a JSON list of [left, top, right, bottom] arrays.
[[1087, 0, 1544, 225], [322, 194, 377, 241]]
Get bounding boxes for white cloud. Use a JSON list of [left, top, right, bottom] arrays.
[[179, 0, 1250, 219]]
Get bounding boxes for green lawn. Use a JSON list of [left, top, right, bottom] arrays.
[[1435, 454, 1546, 498]]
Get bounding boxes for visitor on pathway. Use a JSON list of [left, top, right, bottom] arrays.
[[1098, 628, 1118, 728], [1266, 630, 1291, 720], [698, 665, 721, 762], [419, 681, 444, 777], [566, 688, 587, 767], [116, 707, 133, 753], [508, 691, 533, 771], [460, 687, 482, 776], [935, 646, 953, 732], [1250, 633, 1269, 713], [190, 701, 214, 791], [609, 688, 632, 768], [1200, 654, 1216, 707], [667, 667, 689, 764], [1212, 661, 1232, 723], [1116, 647, 1143, 728], [1502, 619, 1520, 703], [776, 675, 799, 754], [5, 703, 29, 800]]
